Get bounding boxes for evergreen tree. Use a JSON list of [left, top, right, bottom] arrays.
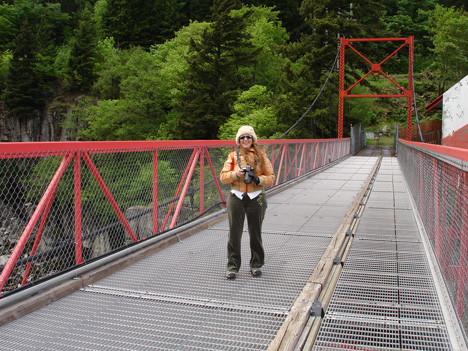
[[2, 1, 69, 117], [182, 0, 213, 22], [439, 0, 467, 11], [275, 0, 387, 138], [0, 3, 18, 52], [242, 0, 306, 42], [2, 19, 44, 118], [67, 8, 98, 91], [103, 0, 186, 49], [173, 0, 259, 140]]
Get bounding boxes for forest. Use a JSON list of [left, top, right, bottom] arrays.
[[1, 0, 468, 141]]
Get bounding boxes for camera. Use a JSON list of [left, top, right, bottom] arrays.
[[241, 165, 256, 184]]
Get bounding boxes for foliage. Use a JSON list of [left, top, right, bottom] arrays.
[[1, 0, 69, 117], [173, 0, 259, 140], [0, 49, 12, 92], [0, 0, 467, 137], [66, 8, 98, 91], [231, 5, 288, 92], [102, 0, 187, 49], [2, 18, 44, 118], [381, 0, 437, 72], [273, 0, 388, 139], [218, 85, 279, 140], [0, 3, 18, 52], [428, 4, 468, 91]]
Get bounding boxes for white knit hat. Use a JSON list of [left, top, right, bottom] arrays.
[[235, 126, 257, 145]]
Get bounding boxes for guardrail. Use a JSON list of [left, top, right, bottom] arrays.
[[398, 139, 468, 340], [0, 138, 350, 296]]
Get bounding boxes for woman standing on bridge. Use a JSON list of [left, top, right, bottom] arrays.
[[220, 126, 275, 279]]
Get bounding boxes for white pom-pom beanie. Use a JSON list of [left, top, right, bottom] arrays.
[[235, 125, 257, 145]]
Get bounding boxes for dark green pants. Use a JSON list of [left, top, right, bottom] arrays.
[[226, 192, 267, 272]]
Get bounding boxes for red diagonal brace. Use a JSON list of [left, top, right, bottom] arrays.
[[82, 152, 138, 242], [0, 154, 73, 292]]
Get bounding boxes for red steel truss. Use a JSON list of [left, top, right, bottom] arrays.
[[338, 37, 414, 140], [0, 138, 349, 293]]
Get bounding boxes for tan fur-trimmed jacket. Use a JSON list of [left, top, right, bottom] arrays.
[[220, 148, 275, 193]]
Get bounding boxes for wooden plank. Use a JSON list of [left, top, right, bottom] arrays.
[[267, 157, 380, 351]]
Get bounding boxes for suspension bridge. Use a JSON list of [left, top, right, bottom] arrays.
[[0, 137, 467, 350], [0, 36, 467, 350]]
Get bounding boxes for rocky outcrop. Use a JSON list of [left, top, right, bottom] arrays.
[[0, 96, 76, 142]]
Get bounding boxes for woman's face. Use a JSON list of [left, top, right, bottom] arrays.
[[239, 134, 253, 150]]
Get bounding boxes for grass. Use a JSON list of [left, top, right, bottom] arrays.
[[366, 136, 395, 146]]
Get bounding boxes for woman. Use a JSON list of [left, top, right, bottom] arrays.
[[220, 126, 275, 279]]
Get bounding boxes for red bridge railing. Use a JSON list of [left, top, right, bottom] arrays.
[[0, 138, 349, 296], [398, 140, 468, 338]]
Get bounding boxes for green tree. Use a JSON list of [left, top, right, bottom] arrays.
[[66, 8, 98, 91], [149, 21, 211, 139], [103, 0, 186, 49], [2, 19, 44, 118], [439, 0, 467, 11], [381, 0, 437, 71], [0, 3, 18, 52], [174, 0, 259, 140], [181, 0, 213, 22], [0, 50, 12, 92], [218, 85, 279, 139], [92, 37, 130, 100], [275, 0, 387, 139], [77, 48, 165, 140], [231, 5, 288, 92], [428, 4, 468, 92], [2, 0, 69, 117], [242, 0, 305, 42]]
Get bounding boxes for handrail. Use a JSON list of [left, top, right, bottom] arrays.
[[0, 138, 350, 296]]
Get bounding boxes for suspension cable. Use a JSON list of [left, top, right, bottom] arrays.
[[411, 37, 424, 142], [278, 41, 341, 139]]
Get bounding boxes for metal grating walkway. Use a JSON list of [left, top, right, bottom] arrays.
[[0, 156, 459, 350], [313, 158, 454, 350]]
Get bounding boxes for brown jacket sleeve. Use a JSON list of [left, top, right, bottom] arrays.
[[259, 154, 275, 186], [220, 152, 238, 185]]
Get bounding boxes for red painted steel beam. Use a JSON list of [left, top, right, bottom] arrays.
[[204, 147, 225, 205], [338, 36, 414, 140], [74, 152, 83, 264], [338, 37, 345, 139], [399, 139, 468, 162], [0, 154, 73, 292], [82, 152, 138, 243], [161, 149, 197, 231], [200, 150, 205, 214], [275, 144, 287, 186], [152, 149, 159, 235], [406, 36, 414, 141], [21, 164, 64, 286], [170, 148, 201, 229], [345, 38, 409, 42]]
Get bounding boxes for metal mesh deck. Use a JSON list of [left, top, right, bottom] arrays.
[[0, 156, 457, 350], [313, 158, 454, 351], [0, 157, 377, 351]]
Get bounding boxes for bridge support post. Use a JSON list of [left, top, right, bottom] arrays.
[[338, 36, 414, 141]]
